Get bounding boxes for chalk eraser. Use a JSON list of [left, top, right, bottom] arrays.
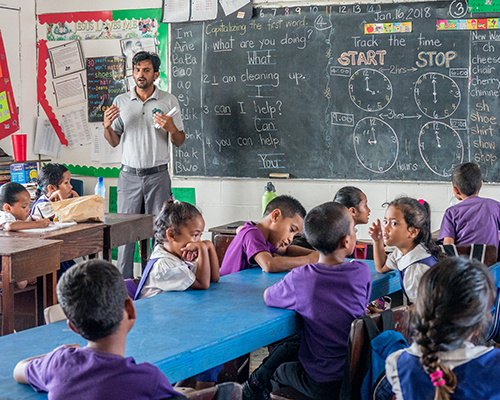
[[269, 173, 290, 179]]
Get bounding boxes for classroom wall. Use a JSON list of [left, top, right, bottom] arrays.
[[16, 0, 500, 241], [0, 0, 37, 159]]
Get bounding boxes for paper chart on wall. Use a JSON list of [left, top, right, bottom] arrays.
[[91, 125, 122, 164], [52, 74, 86, 108], [60, 106, 92, 149], [218, 0, 250, 16], [191, 0, 218, 21], [34, 117, 62, 158], [161, 0, 190, 23], [47, 41, 85, 79]]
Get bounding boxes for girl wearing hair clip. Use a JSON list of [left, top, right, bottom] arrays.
[[386, 257, 500, 399], [368, 197, 440, 305]]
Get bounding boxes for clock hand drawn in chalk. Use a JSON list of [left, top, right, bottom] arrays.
[[353, 117, 399, 174], [349, 68, 393, 112], [414, 72, 461, 119], [418, 121, 464, 177]]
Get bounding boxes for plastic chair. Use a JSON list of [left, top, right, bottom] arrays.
[[43, 303, 66, 324], [70, 179, 84, 197]]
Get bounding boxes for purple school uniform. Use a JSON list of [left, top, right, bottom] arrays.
[[25, 346, 180, 400], [439, 196, 500, 246], [265, 260, 372, 383], [220, 222, 278, 276]]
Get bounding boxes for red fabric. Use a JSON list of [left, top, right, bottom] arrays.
[[38, 11, 113, 25]]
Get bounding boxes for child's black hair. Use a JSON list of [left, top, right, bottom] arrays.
[[334, 186, 364, 210], [304, 202, 352, 255], [451, 162, 482, 196], [132, 51, 161, 73], [35, 163, 69, 200], [414, 257, 495, 400], [56, 260, 128, 342], [154, 199, 202, 243], [384, 197, 441, 259], [263, 195, 306, 219], [0, 182, 28, 207]]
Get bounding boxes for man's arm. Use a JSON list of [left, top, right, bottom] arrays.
[[103, 105, 121, 148], [253, 250, 318, 273]]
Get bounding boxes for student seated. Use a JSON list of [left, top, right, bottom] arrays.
[[135, 200, 219, 300], [13, 260, 182, 400], [243, 202, 372, 400], [220, 195, 318, 276], [439, 162, 500, 246], [386, 257, 500, 399]]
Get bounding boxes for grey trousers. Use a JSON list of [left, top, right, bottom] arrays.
[[116, 169, 171, 278]]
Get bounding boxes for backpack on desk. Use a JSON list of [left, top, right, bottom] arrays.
[[360, 310, 409, 400]]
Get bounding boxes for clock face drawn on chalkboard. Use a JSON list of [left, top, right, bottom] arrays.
[[349, 69, 393, 112], [353, 117, 399, 174], [414, 73, 461, 120], [418, 121, 464, 177]]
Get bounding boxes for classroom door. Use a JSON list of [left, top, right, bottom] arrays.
[[0, 5, 21, 109]]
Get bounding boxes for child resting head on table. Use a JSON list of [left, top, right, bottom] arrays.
[[13, 259, 183, 400], [220, 195, 318, 276], [243, 201, 372, 400]]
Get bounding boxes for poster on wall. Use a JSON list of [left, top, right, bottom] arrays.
[[48, 41, 85, 79], [120, 37, 158, 72], [86, 56, 126, 122], [0, 29, 20, 140]]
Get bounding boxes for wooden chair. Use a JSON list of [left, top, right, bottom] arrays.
[[270, 306, 410, 400], [0, 283, 38, 334], [213, 234, 236, 268], [440, 244, 498, 267], [183, 382, 242, 400]]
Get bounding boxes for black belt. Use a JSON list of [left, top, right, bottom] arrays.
[[121, 164, 168, 176]]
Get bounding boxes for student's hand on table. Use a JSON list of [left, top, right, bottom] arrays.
[[69, 190, 80, 198], [368, 219, 383, 242], [35, 218, 52, 228], [103, 105, 120, 129], [48, 190, 65, 202]]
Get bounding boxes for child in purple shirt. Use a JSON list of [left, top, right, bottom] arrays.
[[243, 202, 372, 400], [13, 260, 182, 400], [439, 162, 500, 246], [220, 195, 318, 276]]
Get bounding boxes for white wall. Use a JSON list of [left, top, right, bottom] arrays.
[[27, 0, 500, 240], [0, 0, 36, 158]]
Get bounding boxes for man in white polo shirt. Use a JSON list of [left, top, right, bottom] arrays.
[[103, 51, 185, 278]]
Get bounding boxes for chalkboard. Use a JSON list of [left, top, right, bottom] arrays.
[[87, 56, 126, 122], [170, 1, 500, 182]]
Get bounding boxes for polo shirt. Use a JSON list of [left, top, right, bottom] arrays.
[[111, 87, 184, 169]]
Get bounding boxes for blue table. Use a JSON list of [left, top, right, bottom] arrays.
[[0, 260, 397, 399]]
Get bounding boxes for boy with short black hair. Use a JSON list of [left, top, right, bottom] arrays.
[[220, 195, 318, 276], [14, 260, 182, 400], [243, 202, 372, 400], [439, 162, 500, 246]]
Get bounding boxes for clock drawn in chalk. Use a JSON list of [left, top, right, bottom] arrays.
[[349, 68, 393, 112], [414, 72, 461, 119], [418, 121, 464, 177], [353, 117, 399, 174]]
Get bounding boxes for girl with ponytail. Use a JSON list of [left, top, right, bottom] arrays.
[[386, 257, 500, 399]]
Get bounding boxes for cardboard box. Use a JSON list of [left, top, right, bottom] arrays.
[[10, 163, 37, 184]]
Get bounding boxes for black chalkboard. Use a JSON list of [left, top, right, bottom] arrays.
[[87, 56, 126, 122], [170, 1, 500, 182]]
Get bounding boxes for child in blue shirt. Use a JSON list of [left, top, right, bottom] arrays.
[[386, 257, 500, 399]]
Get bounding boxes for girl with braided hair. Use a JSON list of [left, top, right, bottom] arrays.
[[386, 257, 500, 399]]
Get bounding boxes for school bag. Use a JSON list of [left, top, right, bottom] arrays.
[[360, 310, 409, 400]]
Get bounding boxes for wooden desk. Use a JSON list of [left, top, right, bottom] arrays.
[[208, 221, 246, 241], [0, 223, 104, 263], [103, 213, 154, 270], [0, 261, 402, 399], [0, 238, 62, 335]]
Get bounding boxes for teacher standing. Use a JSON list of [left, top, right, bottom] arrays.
[[103, 51, 185, 279]]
